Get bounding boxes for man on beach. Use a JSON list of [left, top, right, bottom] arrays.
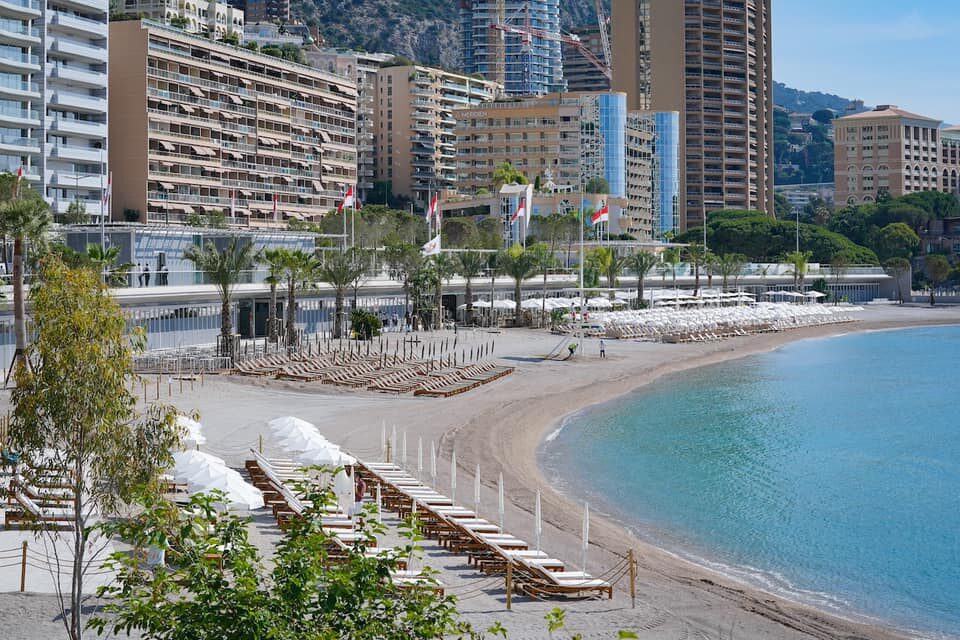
[[599, 339, 606, 359]]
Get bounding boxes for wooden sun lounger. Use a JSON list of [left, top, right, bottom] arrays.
[[5, 492, 75, 529], [512, 557, 612, 600]]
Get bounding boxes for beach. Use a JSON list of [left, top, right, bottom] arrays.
[[3, 303, 959, 640]]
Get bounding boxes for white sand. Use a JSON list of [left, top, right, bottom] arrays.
[[4, 303, 959, 639]]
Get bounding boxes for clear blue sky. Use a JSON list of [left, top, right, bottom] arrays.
[[774, 0, 957, 121]]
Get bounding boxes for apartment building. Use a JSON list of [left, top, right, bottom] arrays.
[[624, 111, 654, 239], [0, 0, 109, 219], [562, 26, 610, 92], [834, 105, 943, 206], [118, 0, 244, 39], [224, 0, 285, 24], [308, 49, 394, 202], [109, 20, 357, 227], [373, 65, 497, 207], [454, 92, 626, 201], [459, 0, 565, 96], [612, 0, 775, 229]]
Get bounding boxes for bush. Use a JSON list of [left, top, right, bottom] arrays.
[[351, 309, 381, 340]]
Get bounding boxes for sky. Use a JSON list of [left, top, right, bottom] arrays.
[[773, 0, 957, 121]]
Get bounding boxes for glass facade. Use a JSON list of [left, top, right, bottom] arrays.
[[597, 93, 626, 198], [655, 111, 680, 238]]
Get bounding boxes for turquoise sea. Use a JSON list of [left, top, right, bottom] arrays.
[[540, 326, 960, 639]]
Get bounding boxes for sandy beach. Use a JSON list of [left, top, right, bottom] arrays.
[[3, 303, 959, 640]]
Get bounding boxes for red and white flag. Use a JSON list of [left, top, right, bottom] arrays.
[[426, 193, 438, 222], [421, 234, 441, 257], [337, 186, 355, 213], [102, 171, 112, 210], [510, 197, 526, 224], [591, 204, 609, 226], [15, 166, 23, 182]]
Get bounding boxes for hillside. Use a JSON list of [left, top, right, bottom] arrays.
[[294, 0, 607, 69], [773, 81, 859, 114]]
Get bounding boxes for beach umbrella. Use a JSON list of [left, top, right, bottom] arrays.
[[381, 421, 386, 460], [534, 488, 542, 552], [417, 437, 423, 478], [278, 429, 332, 454], [402, 431, 407, 469], [177, 415, 206, 447], [297, 445, 356, 467], [269, 416, 320, 443], [189, 470, 264, 510], [474, 463, 481, 517], [430, 441, 437, 486], [171, 450, 226, 483], [451, 450, 457, 503], [498, 472, 504, 533], [333, 468, 353, 514], [581, 501, 590, 571], [376, 484, 382, 523]]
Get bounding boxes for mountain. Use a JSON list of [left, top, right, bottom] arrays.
[[773, 81, 859, 115], [294, 0, 608, 69]]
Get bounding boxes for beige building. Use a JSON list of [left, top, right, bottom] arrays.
[[562, 26, 610, 93], [109, 20, 357, 227], [373, 65, 497, 208], [834, 105, 943, 206], [612, 0, 775, 229], [118, 0, 244, 39], [625, 111, 655, 239]]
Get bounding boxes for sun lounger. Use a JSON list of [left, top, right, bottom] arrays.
[[5, 492, 75, 529]]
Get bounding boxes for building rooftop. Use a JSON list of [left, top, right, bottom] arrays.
[[837, 104, 942, 123]]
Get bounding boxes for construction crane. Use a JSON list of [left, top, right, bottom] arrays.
[[489, 1, 611, 81], [489, 0, 506, 91], [595, 0, 612, 69]]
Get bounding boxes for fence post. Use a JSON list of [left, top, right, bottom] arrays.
[[20, 541, 27, 592], [258, 434, 263, 454], [142, 380, 147, 404], [628, 548, 636, 609], [505, 561, 512, 610], [156, 375, 160, 400]]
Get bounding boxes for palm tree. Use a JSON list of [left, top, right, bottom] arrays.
[[279, 250, 319, 348], [625, 250, 657, 309], [662, 247, 681, 292], [685, 243, 707, 296], [589, 246, 626, 300], [431, 252, 457, 329], [492, 161, 528, 190], [456, 249, 487, 325], [316, 249, 366, 338], [785, 250, 813, 292], [384, 241, 421, 323], [527, 242, 555, 320], [717, 253, 747, 291], [184, 238, 259, 357], [498, 243, 538, 326], [261, 248, 287, 343]]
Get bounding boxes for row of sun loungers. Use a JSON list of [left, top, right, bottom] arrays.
[[5, 471, 76, 530], [357, 461, 612, 600]]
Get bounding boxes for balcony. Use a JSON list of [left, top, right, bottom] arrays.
[[0, 0, 40, 17], [0, 79, 39, 98], [50, 37, 107, 64], [0, 106, 39, 126], [0, 134, 38, 153], [49, 115, 106, 138], [49, 143, 104, 163], [49, 11, 107, 38], [50, 90, 107, 113], [0, 50, 39, 72], [56, 0, 108, 13], [0, 22, 39, 46], [49, 63, 107, 88], [48, 170, 103, 189]]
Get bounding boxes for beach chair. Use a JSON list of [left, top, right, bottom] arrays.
[[512, 557, 612, 600], [5, 492, 75, 529]]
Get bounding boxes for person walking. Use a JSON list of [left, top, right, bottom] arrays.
[[599, 339, 606, 359], [136, 263, 144, 287], [160, 265, 169, 286], [143, 264, 151, 287]]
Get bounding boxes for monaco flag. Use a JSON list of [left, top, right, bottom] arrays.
[[421, 234, 441, 256], [337, 186, 355, 213], [426, 193, 439, 222], [510, 197, 526, 223], [591, 204, 609, 225]]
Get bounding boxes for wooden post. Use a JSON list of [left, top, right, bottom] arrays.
[[385, 441, 391, 464], [142, 380, 147, 404], [505, 561, 513, 610], [155, 375, 160, 400], [19, 541, 27, 592], [258, 434, 263, 453], [628, 548, 636, 609], [168, 377, 172, 397]]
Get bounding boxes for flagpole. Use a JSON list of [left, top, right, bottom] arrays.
[[351, 200, 355, 248], [99, 153, 106, 249]]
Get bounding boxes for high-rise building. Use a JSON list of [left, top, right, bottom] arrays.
[[834, 105, 943, 206], [308, 49, 395, 202], [117, 0, 244, 39], [624, 110, 679, 240], [562, 26, 610, 92], [460, 0, 565, 96], [109, 20, 357, 227], [612, 0, 775, 230], [373, 65, 497, 208], [453, 92, 627, 201], [0, 0, 109, 220], [224, 0, 286, 25]]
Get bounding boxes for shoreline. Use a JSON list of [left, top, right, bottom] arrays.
[[448, 310, 960, 640]]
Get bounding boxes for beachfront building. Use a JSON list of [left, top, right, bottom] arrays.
[[612, 0, 775, 228], [308, 49, 394, 202], [453, 92, 627, 200], [562, 26, 610, 93], [0, 0, 110, 220], [624, 112, 655, 240], [108, 20, 357, 227], [372, 64, 498, 209], [117, 0, 244, 40], [834, 105, 942, 206], [459, 0, 565, 96]]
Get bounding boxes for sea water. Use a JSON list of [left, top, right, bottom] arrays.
[[540, 326, 960, 638]]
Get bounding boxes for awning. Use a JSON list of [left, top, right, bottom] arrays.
[[233, 208, 249, 216], [311, 180, 323, 191], [257, 137, 276, 146], [188, 86, 204, 97], [220, 112, 235, 120], [287, 212, 304, 220], [281, 176, 293, 184], [225, 150, 242, 159], [239, 190, 252, 196], [312, 145, 322, 153], [158, 141, 175, 151], [180, 104, 195, 114], [159, 160, 174, 167], [192, 146, 215, 156], [321, 164, 333, 172], [239, 78, 251, 86], [159, 182, 175, 190], [228, 95, 242, 105], [317, 130, 331, 142]]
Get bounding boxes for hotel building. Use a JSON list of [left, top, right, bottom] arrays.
[[373, 64, 497, 208], [612, 0, 775, 229], [0, 0, 109, 219], [109, 20, 357, 227], [117, 0, 244, 39]]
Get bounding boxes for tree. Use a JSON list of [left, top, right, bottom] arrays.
[[492, 161, 528, 190], [184, 238, 259, 357], [528, 242, 556, 319], [774, 193, 792, 218], [0, 176, 52, 377], [584, 176, 610, 194], [10, 258, 179, 640], [431, 252, 457, 329], [625, 250, 657, 309], [86, 243, 133, 287], [440, 217, 478, 248], [384, 241, 422, 324], [830, 252, 852, 305], [351, 309, 382, 340], [717, 253, 747, 291], [883, 257, 911, 304], [498, 243, 538, 326], [685, 243, 707, 295], [926, 254, 950, 305], [317, 249, 367, 338], [874, 222, 920, 262], [588, 246, 625, 299], [785, 250, 813, 291], [812, 109, 834, 125], [63, 199, 89, 225], [661, 247, 681, 292], [280, 250, 319, 347], [261, 248, 288, 343], [456, 249, 487, 325]]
